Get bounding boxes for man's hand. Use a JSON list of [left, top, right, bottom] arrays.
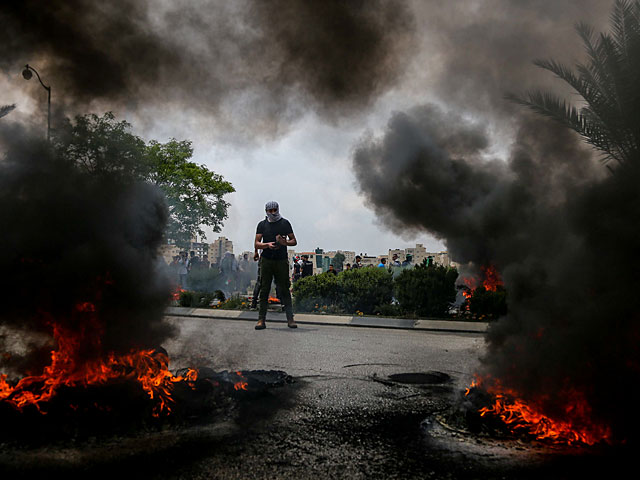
[[267, 242, 278, 249], [276, 234, 288, 246], [253, 252, 260, 261]]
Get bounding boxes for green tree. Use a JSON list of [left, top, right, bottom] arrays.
[[146, 139, 234, 247], [394, 261, 458, 317], [332, 252, 345, 270], [54, 112, 234, 247], [510, 0, 640, 167]]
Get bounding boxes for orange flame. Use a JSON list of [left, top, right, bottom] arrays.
[[233, 370, 248, 391], [0, 301, 198, 417], [171, 287, 186, 301], [466, 375, 611, 445], [480, 265, 502, 291]]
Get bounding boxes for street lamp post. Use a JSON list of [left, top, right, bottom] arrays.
[[22, 64, 51, 142]]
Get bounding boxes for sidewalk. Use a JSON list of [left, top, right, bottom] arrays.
[[166, 307, 488, 334]]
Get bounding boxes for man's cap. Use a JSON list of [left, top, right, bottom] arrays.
[[265, 201, 279, 210]]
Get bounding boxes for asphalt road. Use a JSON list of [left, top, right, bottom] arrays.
[[0, 317, 632, 479], [163, 315, 485, 389]]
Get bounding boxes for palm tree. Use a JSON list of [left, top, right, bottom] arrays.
[[510, 0, 640, 167], [0, 104, 15, 119]]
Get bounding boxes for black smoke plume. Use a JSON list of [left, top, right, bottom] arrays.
[[0, 124, 175, 375], [354, 0, 640, 444], [0, 0, 414, 135]]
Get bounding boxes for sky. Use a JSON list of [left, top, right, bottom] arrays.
[[0, 0, 614, 256]]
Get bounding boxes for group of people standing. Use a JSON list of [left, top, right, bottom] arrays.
[[292, 255, 314, 282], [169, 251, 211, 288]]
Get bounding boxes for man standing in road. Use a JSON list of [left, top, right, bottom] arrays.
[[254, 201, 297, 330]]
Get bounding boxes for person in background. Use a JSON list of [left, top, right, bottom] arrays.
[[188, 251, 200, 271], [292, 255, 302, 282], [352, 255, 363, 269], [390, 254, 401, 267], [401, 254, 413, 268], [202, 254, 210, 269], [344, 263, 351, 271], [300, 254, 314, 278], [254, 201, 298, 329], [327, 264, 338, 275], [377, 258, 387, 268], [178, 251, 189, 288]]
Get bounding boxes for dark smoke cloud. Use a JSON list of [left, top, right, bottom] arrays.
[[413, 0, 613, 117], [0, 124, 175, 375], [354, 105, 602, 267], [353, 1, 640, 442], [0, 0, 415, 135]]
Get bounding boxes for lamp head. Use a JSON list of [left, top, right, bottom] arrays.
[[22, 66, 33, 80]]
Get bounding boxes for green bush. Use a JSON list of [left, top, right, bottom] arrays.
[[337, 267, 394, 315], [292, 268, 393, 315], [292, 272, 340, 312], [468, 286, 507, 319], [218, 294, 249, 310], [179, 290, 217, 308], [394, 262, 458, 317], [373, 303, 403, 317]]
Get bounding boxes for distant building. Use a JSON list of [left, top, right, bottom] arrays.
[[287, 244, 457, 275], [406, 243, 428, 265], [190, 241, 208, 259], [389, 245, 457, 268], [360, 255, 378, 267], [158, 244, 181, 265], [209, 236, 233, 264]]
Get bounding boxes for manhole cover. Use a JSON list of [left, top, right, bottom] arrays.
[[388, 372, 451, 385]]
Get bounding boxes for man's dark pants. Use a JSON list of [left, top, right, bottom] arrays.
[[258, 258, 293, 321], [252, 258, 281, 308]]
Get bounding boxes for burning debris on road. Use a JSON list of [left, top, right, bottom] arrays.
[[0, 126, 293, 443], [354, 2, 640, 447]]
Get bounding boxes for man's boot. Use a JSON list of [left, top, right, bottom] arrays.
[[287, 315, 297, 329], [255, 319, 266, 330]]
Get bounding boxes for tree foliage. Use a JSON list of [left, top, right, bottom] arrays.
[[55, 112, 149, 179], [0, 104, 16, 119], [146, 139, 234, 247], [54, 112, 234, 247], [394, 261, 458, 317], [331, 252, 345, 270], [510, 0, 640, 167]]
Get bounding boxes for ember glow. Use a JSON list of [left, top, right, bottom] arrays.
[[0, 301, 198, 417], [466, 376, 612, 446], [171, 287, 186, 302], [233, 371, 249, 391], [460, 264, 503, 309]]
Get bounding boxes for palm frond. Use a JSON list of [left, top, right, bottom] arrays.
[[510, 2, 640, 167], [0, 104, 16, 119]]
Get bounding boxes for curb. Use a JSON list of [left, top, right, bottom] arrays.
[[165, 307, 488, 334]]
